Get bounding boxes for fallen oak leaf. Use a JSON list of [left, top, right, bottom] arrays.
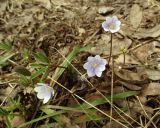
[[130, 4, 143, 29]]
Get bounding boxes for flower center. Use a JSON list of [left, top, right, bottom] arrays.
[[92, 63, 99, 68], [109, 23, 115, 30]]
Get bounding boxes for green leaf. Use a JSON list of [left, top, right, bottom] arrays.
[[33, 52, 49, 65], [31, 66, 48, 79], [0, 42, 12, 51], [22, 48, 30, 60], [19, 75, 31, 86], [78, 91, 138, 109], [79, 44, 94, 52], [30, 63, 44, 68], [14, 66, 31, 76], [0, 52, 15, 65], [0, 107, 9, 116], [17, 111, 64, 128]]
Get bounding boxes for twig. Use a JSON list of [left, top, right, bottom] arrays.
[[136, 96, 157, 128]]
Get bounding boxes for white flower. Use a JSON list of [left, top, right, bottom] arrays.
[[83, 55, 107, 77], [34, 83, 54, 104], [102, 16, 121, 33]]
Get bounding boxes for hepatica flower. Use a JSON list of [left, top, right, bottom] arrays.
[[34, 83, 54, 104], [83, 55, 107, 77], [102, 16, 121, 33]]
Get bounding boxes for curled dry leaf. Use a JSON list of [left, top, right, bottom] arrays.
[[98, 6, 114, 15], [114, 68, 144, 82], [133, 24, 160, 39], [117, 80, 142, 91], [132, 41, 160, 62], [130, 4, 143, 29], [145, 69, 160, 80], [143, 82, 160, 96]]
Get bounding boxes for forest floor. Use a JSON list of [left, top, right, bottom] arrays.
[[0, 0, 160, 128]]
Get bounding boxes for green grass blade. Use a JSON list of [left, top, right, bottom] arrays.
[[78, 91, 138, 109], [31, 66, 48, 79], [17, 111, 64, 128], [0, 52, 15, 65], [0, 42, 12, 51]]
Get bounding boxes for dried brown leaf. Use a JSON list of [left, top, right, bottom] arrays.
[[133, 24, 160, 39], [130, 4, 143, 29], [132, 41, 160, 62], [118, 80, 142, 91], [146, 69, 160, 80], [143, 82, 160, 96], [114, 68, 143, 81]]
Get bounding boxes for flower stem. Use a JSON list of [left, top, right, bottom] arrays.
[[108, 33, 113, 64], [109, 33, 114, 128], [123, 52, 126, 65]]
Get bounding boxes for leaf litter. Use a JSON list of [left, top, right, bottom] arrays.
[[0, 0, 160, 128]]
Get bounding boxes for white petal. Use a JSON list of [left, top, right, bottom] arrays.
[[112, 16, 118, 21], [37, 92, 45, 99], [88, 56, 94, 62], [101, 59, 107, 65], [83, 62, 90, 69], [95, 55, 101, 60], [34, 86, 44, 92], [87, 70, 95, 77], [96, 65, 106, 72], [95, 71, 102, 77], [43, 93, 51, 104], [116, 20, 121, 27], [110, 27, 120, 33], [51, 90, 55, 96], [102, 21, 109, 32], [106, 16, 112, 22], [37, 83, 48, 86]]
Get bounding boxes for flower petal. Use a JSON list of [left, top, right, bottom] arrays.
[[95, 65, 106, 72], [95, 55, 101, 60], [95, 71, 102, 77], [112, 16, 118, 21], [87, 70, 95, 77], [102, 16, 121, 33], [106, 16, 112, 22], [34, 86, 44, 93], [101, 59, 107, 65], [37, 92, 45, 99], [87, 56, 94, 62], [102, 21, 109, 32], [110, 27, 120, 33], [83, 62, 90, 69], [116, 20, 121, 27], [43, 93, 51, 104]]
